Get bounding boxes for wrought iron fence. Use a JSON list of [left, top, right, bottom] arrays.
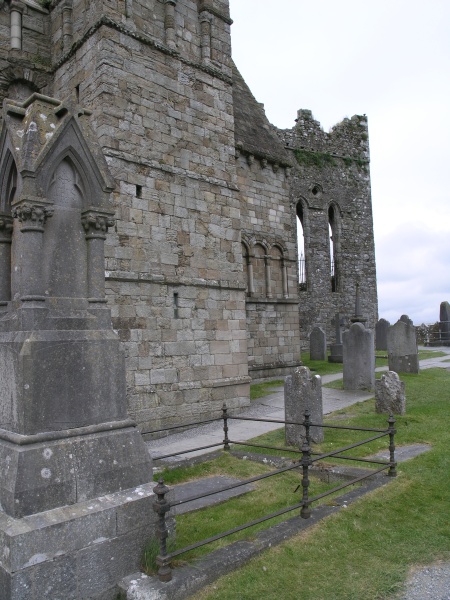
[[150, 407, 397, 582]]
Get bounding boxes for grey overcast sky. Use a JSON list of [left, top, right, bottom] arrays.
[[228, 0, 450, 325]]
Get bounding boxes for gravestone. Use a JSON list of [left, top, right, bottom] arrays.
[[328, 312, 343, 363], [375, 318, 390, 351], [439, 301, 450, 345], [375, 371, 406, 415], [285, 366, 323, 444], [0, 94, 155, 599], [387, 318, 419, 374], [310, 326, 327, 360], [400, 314, 414, 326], [343, 322, 375, 391]]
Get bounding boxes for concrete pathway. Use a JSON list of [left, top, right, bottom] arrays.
[[146, 347, 450, 466]]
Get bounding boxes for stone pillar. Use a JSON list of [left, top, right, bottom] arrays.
[[199, 11, 212, 62], [81, 208, 115, 302], [264, 254, 272, 298], [247, 256, 254, 295], [13, 201, 53, 301], [282, 258, 288, 298], [343, 322, 375, 391], [0, 214, 13, 305], [285, 366, 323, 444], [164, 0, 177, 49], [10, 1, 23, 50], [61, 0, 73, 52]]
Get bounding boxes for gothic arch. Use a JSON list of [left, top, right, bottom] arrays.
[[0, 150, 17, 213], [328, 201, 342, 292]]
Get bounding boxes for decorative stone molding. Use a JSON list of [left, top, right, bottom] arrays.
[[13, 201, 54, 231], [81, 210, 115, 240], [199, 10, 213, 63]]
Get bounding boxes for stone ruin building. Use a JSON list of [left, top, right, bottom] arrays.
[[0, 0, 378, 434]]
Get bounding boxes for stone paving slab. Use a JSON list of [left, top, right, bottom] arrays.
[[170, 476, 255, 515]]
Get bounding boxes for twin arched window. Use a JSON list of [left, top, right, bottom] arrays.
[[242, 241, 289, 299]]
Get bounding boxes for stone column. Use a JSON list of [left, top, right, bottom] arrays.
[[282, 258, 288, 298], [199, 11, 212, 62], [13, 201, 53, 301], [247, 256, 255, 295], [81, 208, 115, 302], [164, 0, 177, 49], [10, 1, 23, 50], [0, 215, 13, 306], [264, 254, 272, 298], [61, 0, 73, 52]]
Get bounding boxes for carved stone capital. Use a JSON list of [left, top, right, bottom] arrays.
[[0, 215, 13, 242], [81, 210, 115, 239], [199, 10, 213, 24], [13, 202, 54, 231]]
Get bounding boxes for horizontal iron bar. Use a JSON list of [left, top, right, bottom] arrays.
[[142, 417, 220, 435], [168, 500, 305, 559], [170, 460, 302, 508], [313, 453, 389, 465], [231, 440, 303, 454], [311, 432, 388, 463], [227, 415, 386, 433], [154, 442, 224, 461], [307, 464, 390, 503]]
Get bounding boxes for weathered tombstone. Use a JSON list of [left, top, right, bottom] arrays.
[[285, 366, 323, 444], [343, 322, 375, 391], [387, 318, 419, 374], [310, 326, 327, 360], [400, 314, 414, 326], [375, 318, 390, 351], [0, 94, 155, 598], [375, 371, 406, 415], [439, 301, 450, 345], [328, 312, 343, 363]]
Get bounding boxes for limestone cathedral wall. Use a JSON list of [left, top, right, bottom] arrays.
[[0, 0, 377, 434], [279, 109, 378, 345]]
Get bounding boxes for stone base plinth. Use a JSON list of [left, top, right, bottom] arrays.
[[0, 483, 157, 600], [0, 426, 152, 518]]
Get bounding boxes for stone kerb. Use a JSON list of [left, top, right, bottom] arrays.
[[387, 318, 419, 374], [285, 366, 323, 445], [375, 318, 390, 351], [310, 326, 326, 361], [343, 322, 375, 391], [375, 371, 406, 415]]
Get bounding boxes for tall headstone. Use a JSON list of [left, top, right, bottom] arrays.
[[375, 371, 406, 415], [343, 322, 375, 391], [387, 318, 419, 374], [439, 301, 450, 345], [328, 312, 343, 363], [0, 95, 155, 598], [285, 366, 323, 444], [375, 318, 390, 351], [310, 326, 327, 361], [400, 314, 414, 326]]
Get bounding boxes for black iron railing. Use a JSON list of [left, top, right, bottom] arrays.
[[150, 407, 397, 582]]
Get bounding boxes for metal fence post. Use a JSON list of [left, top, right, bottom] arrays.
[[153, 478, 172, 582], [222, 403, 230, 451], [303, 409, 311, 446], [387, 414, 397, 477], [300, 435, 312, 519]]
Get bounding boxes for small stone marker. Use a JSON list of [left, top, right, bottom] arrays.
[[387, 318, 419, 374], [375, 318, 390, 351], [285, 366, 323, 444], [328, 312, 343, 363], [375, 371, 406, 415], [343, 322, 375, 391], [310, 326, 327, 361]]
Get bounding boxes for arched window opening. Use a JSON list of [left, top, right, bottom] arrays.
[[296, 202, 307, 291], [253, 243, 266, 297], [270, 245, 284, 298], [328, 204, 340, 292]]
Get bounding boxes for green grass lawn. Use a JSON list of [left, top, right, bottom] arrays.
[[157, 367, 450, 600], [195, 369, 450, 599]]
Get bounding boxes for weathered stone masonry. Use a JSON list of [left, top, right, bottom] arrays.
[[0, 0, 377, 432]]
